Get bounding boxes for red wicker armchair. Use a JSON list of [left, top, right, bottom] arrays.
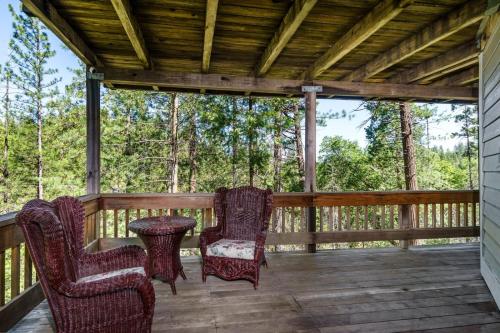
[[16, 197, 155, 333], [200, 186, 273, 289]]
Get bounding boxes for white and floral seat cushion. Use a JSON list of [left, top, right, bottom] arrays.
[[77, 266, 145, 283], [206, 239, 255, 260]]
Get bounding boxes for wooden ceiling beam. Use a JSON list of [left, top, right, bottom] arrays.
[[343, 0, 486, 82], [111, 0, 150, 69], [304, 0, 413, 80], [431, 66, 479, 86], [388, 41, 479, 84], [418, 58, 478, 84], [100, 68, 478, 102], [22, 0, 102, 67], [256, 0, 317, 76], [202, 0, 219, 73]]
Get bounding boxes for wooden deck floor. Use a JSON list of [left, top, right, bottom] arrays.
[[9, 244, 500, 333]]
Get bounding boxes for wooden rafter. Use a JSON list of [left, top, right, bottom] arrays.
[[256, 0, 317, 76], [110, 0, 150, 69], [305, 0, 413, 80], [202, 0, 219, 73], [100, 67, 478, 102], [22, 0, 102, 66], [388, 41, 479, 84], [431, 66, 479, 86], [418, 58, 478, 84], [343, 0, 486, 82]]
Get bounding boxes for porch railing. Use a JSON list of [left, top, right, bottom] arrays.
[[0, 190, 479, 331]]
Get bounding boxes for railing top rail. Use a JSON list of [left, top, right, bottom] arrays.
[[0, 194, 100, 229], [99, 190, 479, 209]]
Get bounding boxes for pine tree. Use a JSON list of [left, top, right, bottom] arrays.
[[0, 64, 13, 205], [9, 4, 60, 199]]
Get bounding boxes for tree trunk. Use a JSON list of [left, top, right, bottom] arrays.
[[273, 110, 283, 193], [399, 102, 418, 248], [248, 97, 255, 186], [231, 97, 238, 187], [1, 70, 10, 204], [170, 93, 179, 193], [293, 102, 305, 189], [465, 107, 473, 189], [188, 104, 197, 193]]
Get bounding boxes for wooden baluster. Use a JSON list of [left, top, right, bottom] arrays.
[[440, 203, 445, 228], [355, 207, 360, 230], [1, 250, 5, 306], [464, 202, 469, 227], [125, 209, 130, 237], [456, 203, 461, 227], [24, 245, 32, 289], [328, 207, 334, 231], [291, 208, 295, 233], [390, 206, 395, 229], [448, 203, 452, 227], [398, 206, 402, 229], [281, 208, 286, 233], [113, 209, 118, 238], [300, 207, 305, 231], [345, 207, 351, 230], [472, 202, 477, 227], [205, 208, 213, 227], [319, 207, 323, 232], [338, 206, 342, 231], [148, 209, 152, 217], [11, 246, 20, 299], [415, 205, 420, 228], [364, 206, 369, 230], [159, 208, 163, 216], [103, 210, 107, 238], [423, 204, 429, 228], [432, 204, 437, 228], [201, 208, 205, 230], [272, 208, 277, 233], [190, 209, 195, 235], [372, 206, 377, 229]]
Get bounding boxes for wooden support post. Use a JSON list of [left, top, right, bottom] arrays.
[[304, 87, 319, 253], [86, 69, 101, 194]]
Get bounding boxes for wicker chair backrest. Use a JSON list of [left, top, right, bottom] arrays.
[[16, 200, 76, 298], [215, 186, 272, 241]]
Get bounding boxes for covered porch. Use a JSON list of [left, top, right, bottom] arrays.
[[1, 0, 500, 331]]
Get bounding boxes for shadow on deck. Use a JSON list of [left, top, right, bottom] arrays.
[[9, 244, 500, 333]]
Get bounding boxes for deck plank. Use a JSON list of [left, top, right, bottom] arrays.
[[9, 244, 499, 333]]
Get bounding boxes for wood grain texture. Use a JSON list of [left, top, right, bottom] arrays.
[[202, 0, 219, 73], [110, 0, 151, 68], [389, 40, 479, 84], [305, 0, 412, 79], [21, 0, 102, 66], [10, 245, 500, 333], [344, 0, 486, 81], [256, 0, 317, 76], [101, 67, 479, 101]]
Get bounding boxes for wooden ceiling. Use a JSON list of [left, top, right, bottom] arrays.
[[22, 0, 497, 102]]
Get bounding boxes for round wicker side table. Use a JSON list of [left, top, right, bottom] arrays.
[[128, 216, 196, 295]]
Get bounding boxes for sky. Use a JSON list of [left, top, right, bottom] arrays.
[[0, 0, 465, 153]]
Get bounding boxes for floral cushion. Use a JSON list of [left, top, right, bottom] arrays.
[[206, 239, 255, 260], [77, 266, 145, 283]]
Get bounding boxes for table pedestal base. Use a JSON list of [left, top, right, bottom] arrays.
[[139, 231, 189, 295]]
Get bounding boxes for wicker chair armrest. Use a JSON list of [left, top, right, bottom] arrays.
[[254, 232, 267, 262], [79, 245, 148, 277], [58, 273, 155, 317], [200, 225, 223, 255]]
